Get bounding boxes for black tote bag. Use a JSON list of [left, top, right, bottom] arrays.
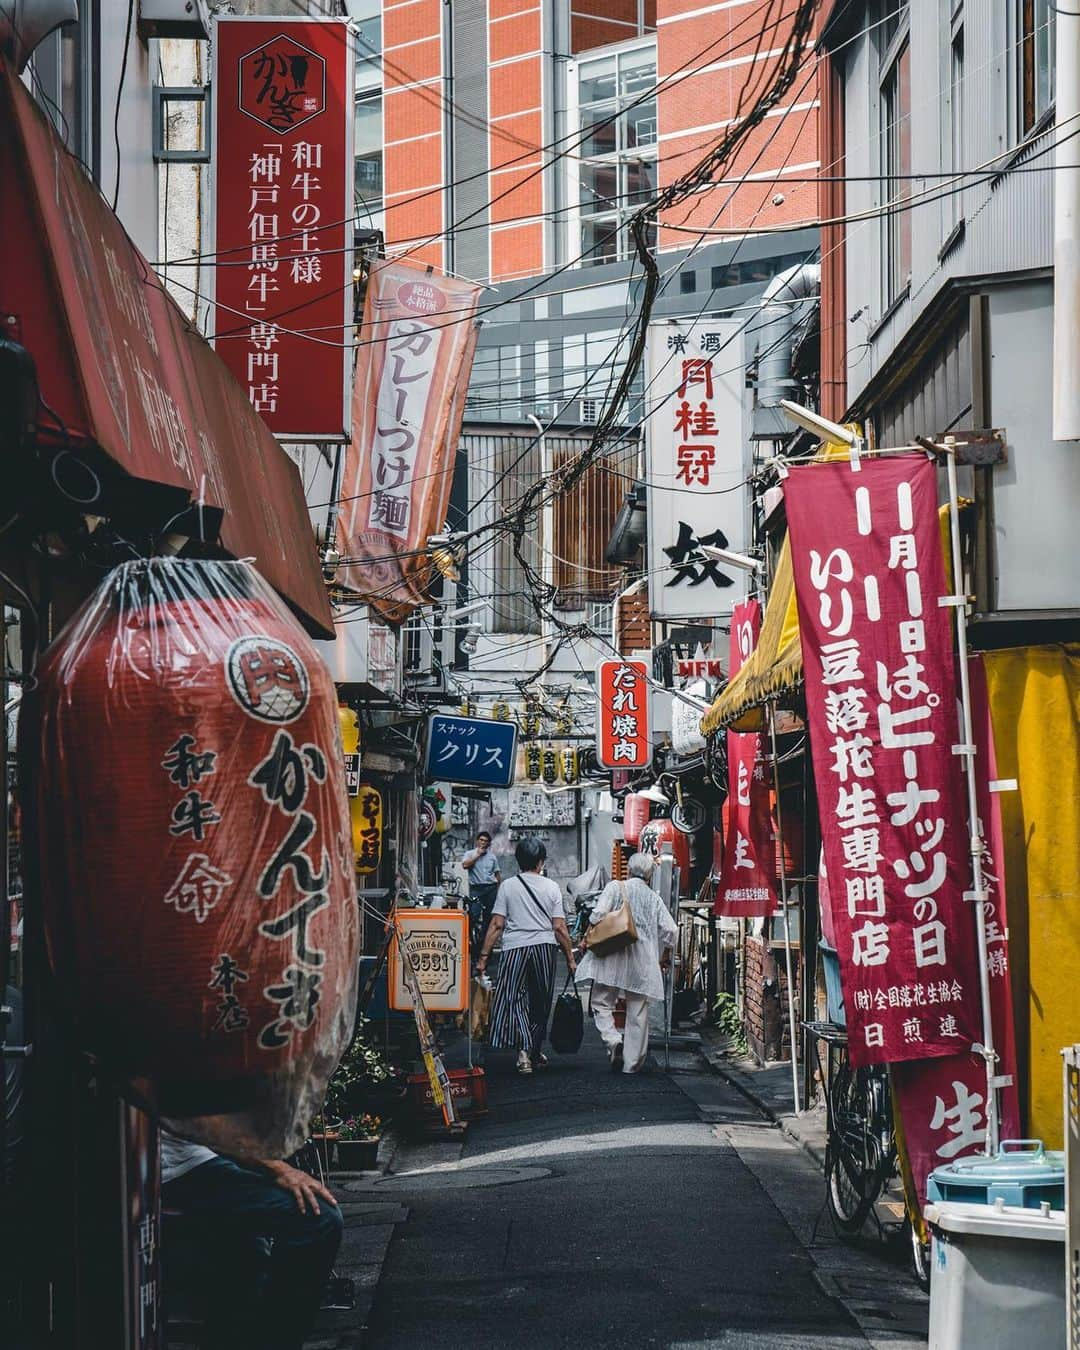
[[549, 971, 584, 1054]]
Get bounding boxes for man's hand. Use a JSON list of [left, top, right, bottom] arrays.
[[261, 1160, 338, 1216]]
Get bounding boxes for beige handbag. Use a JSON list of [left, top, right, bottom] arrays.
[[585, 882, 638, 958]]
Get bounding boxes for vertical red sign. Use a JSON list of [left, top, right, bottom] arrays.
[[892, 656, 1021, 1202], [596, 660, 651, 770], [715, 600, 776, 918], [213, 17, 353, 439], [785, 456, 980, 1067]]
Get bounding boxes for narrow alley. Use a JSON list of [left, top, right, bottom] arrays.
[[338, 993, 929, 1350]]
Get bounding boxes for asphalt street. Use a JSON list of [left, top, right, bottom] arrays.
[[358, 999, 928, 1350]]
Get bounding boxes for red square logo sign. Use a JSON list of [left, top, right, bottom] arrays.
[[596, 660, 651, 770], [238, 36, 326, 133]]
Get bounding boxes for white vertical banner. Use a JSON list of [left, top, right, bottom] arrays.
[[645, 320, 748, 620]]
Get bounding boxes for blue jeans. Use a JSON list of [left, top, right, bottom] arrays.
[[162, 1157, 343, 1350]]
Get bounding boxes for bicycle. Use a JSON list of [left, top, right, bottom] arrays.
[[806, 1021, 930, 1290]]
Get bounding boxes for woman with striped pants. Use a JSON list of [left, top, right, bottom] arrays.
[[475, 837, 577, 1074]]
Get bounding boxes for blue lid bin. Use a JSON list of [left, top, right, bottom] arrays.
[[927, 1140, 1065, 1211]]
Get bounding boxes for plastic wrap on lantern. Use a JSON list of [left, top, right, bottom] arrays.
[[25, 559, 360, 1158], [639, 818, 690, 884], [541, 745, 558, 785], [622, 792, 651, 847], [560, 747, 578, 784]]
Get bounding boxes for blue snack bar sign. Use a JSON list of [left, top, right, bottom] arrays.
[[425, 714, 518, 789]]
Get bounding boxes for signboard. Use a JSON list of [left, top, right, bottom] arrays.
[[677, 657, 723, 679], [785, 456, 980, 1067], [388, 908, 469, 1012], [645, 319, 747, 620], [715, 600, 776, 918], [596, 660, 651, 770], [507, 787, 576, 828], [343, 753, 360, 796], [352, 784, 382, 875], [891, 657, 1021, 1201], [425, 714, 518, 788], [213, 17, 354, 440], [337, 261, 482, 622]]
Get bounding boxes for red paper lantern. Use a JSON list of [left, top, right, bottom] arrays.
[[639, 818, 690, 885], [27, 559, 359, 1155], [622, 792, 651, 846]]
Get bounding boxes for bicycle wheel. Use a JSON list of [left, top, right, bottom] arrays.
[[826, 1137, 876, 1233], [826, 1062, 886, 1233]]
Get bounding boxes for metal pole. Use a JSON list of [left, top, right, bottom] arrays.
[[944, 441, 999, 1154], [768, 700, 801, 1114]]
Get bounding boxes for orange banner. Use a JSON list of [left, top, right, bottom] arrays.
[[337, 261, 481, 621]]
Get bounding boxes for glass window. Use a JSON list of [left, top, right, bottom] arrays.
[[1018, 0, 1055, 137], [879, 6, 911, 304], [355, 93, 383, 230], [576, 43, 657, 267], [680, 270, 696, 294], [947, 20, 964, 230]]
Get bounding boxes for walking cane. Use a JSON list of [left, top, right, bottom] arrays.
[[664, 959, 673, 1074]]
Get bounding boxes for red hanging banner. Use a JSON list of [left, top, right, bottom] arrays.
[[715, 600, 776, 917], [213, 17, 354, 440], [785, 456, 980, 1067], [337, 261, 482, 622], [596, 660, 651, 770], [892, 656, 1021, 1202]]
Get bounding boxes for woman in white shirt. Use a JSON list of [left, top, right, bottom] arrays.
[[574, 853, 678, 1073], [476, 836, 576, 1074]]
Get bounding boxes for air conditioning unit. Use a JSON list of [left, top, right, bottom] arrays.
[[533, 402, 554, 420], [580, 398, 600, 424]]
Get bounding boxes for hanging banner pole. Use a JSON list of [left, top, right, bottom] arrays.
[[943, 438, 999, 1155], [769, 701, 801, 1114]]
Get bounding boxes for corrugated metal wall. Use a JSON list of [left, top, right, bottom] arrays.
[[874, 312, 972, 445], [463, 429, 639, 633]]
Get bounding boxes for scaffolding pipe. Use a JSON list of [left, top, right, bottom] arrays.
[[944, 439, 1000, 1155]]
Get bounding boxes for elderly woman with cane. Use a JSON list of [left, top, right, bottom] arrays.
[[476, 836, 577, 1074], [574, 853, 678, 1073]]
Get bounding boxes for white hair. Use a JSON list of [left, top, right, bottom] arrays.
[[627, 852, 655, 881]]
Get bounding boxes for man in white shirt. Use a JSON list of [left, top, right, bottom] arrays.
[[461, 830, 502, 956], [161, 1128, 342, 1349]]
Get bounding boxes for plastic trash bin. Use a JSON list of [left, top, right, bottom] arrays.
[[927, 1139, 1065, 1210], [925, 1199, 1065, 1349]]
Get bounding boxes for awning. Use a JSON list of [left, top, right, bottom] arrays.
[[700, 535, 802, 735], [0, 62, 332, 638]]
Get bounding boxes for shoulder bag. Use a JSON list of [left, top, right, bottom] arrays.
[[585, 882, 638, 958]]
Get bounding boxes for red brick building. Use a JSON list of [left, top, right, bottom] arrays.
[[376, 0, 819, 284]]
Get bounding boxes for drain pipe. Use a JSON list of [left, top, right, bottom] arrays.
[[752, 263, 821, 440]]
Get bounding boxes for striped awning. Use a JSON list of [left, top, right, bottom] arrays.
[[699, 534, 802, 736]]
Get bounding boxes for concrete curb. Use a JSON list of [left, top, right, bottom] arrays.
[[697, 1033, 829, 1173]]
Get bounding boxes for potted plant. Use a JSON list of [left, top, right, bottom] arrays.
[[335, 1114, 382, 1170]]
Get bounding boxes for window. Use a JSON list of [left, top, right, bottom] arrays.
[[879, 5, 911, 304], [946, 11, 964, 231], [355, 93, 383, 231], [679, 271, 696, 294], [353, 0, 383, 235], [1018, 0, 1055, 138], [562, 328, 644, 423], [710, 251, 811, 292], [465, 345, 521, 422], [576, 43, 658, 267]]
